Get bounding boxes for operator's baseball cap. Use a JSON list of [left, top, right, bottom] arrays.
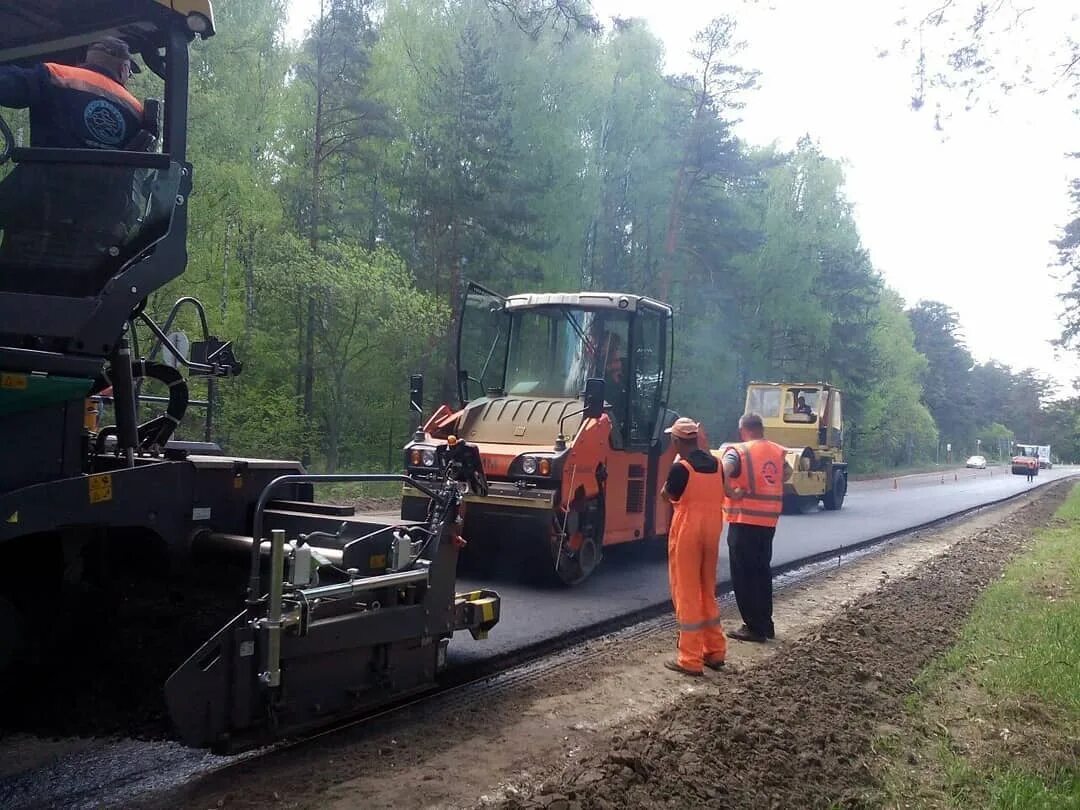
[[665, 417, 700, 439], [89, 37, 142, 73]]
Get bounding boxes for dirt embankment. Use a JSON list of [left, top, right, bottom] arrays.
[[497, 483, 1071, 810]]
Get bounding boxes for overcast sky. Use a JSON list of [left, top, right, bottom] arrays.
[[286, 0, 1080, 391]]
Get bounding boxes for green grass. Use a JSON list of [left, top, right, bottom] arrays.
[[930, 760, 1080, 810], [315, 480, 402, 506], [986, 769, 1080, 810], [877, 483, 1080, 809], [931, 490, 1080, 712]]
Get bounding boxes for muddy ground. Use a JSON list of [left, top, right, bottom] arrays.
[[495, 482, 1072, 810], [138, 483, 1072, 810]]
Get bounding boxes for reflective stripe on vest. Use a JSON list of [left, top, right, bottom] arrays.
[[45, 63, 144, 119], [723, 439, 785, 527]]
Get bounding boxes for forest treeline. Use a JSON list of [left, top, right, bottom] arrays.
[[144, 0, 1080, 471]]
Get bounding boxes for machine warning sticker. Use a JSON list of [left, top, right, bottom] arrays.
[[1, 373, 28, 390], [192, 507, 212, 521], [5, 511, 17, 524], [88, 474, 113, 504]]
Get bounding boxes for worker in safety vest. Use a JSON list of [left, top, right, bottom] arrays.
[[660, 417, 726, 677], [0, 37, 144, 150], [721, 412, 790, 643], [0, 39, 148, 289]]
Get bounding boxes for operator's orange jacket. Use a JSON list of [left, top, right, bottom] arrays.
[[722, 439, 786, 527]]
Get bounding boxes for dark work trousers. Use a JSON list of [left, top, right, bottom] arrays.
[[727, 522, 776, 638]]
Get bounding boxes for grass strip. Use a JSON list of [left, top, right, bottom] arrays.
[[876, 484, 1080, 809]]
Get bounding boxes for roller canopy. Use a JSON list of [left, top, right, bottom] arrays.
[[0, 0, 214, 66]]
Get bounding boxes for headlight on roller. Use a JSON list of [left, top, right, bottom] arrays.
[[408, 446, 437, 467], [518, 456, 553, 476]]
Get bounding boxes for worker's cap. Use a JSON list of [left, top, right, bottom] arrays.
[[89, 37, 142, 73], [665, 417, 700, 439]]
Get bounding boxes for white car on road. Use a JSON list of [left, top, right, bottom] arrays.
[[965, 455, 987, 469]]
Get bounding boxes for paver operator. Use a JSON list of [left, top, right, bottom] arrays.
[[0, 37, 143, 150], [660, 417, 727, 677], [0, 38, 148, 278], [722, 412, 790, 643]]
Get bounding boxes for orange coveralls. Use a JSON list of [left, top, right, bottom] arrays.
[[668, 457, 726, 672]]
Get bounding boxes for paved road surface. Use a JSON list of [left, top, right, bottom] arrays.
[[449, 466, 1076, 664]]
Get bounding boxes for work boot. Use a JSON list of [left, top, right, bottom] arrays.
[[663, 660, 703, 677], [727, 624, 767, 643], [703, 657, 725, 671]]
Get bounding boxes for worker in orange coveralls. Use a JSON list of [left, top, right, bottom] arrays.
[[660, 417, 726, 677]]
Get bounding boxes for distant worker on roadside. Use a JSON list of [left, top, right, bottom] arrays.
[[0, 37, 143, 149], [722, 412, 790, 643], [660, 417, 726, 677]]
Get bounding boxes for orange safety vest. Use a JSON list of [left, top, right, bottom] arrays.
[[722, 439, 785, 527], [45, 63, 144, 119]]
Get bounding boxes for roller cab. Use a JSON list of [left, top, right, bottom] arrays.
[[739, 382, 848, 513]]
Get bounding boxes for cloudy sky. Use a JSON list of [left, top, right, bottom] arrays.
[[286, 0, 1080, 391]]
